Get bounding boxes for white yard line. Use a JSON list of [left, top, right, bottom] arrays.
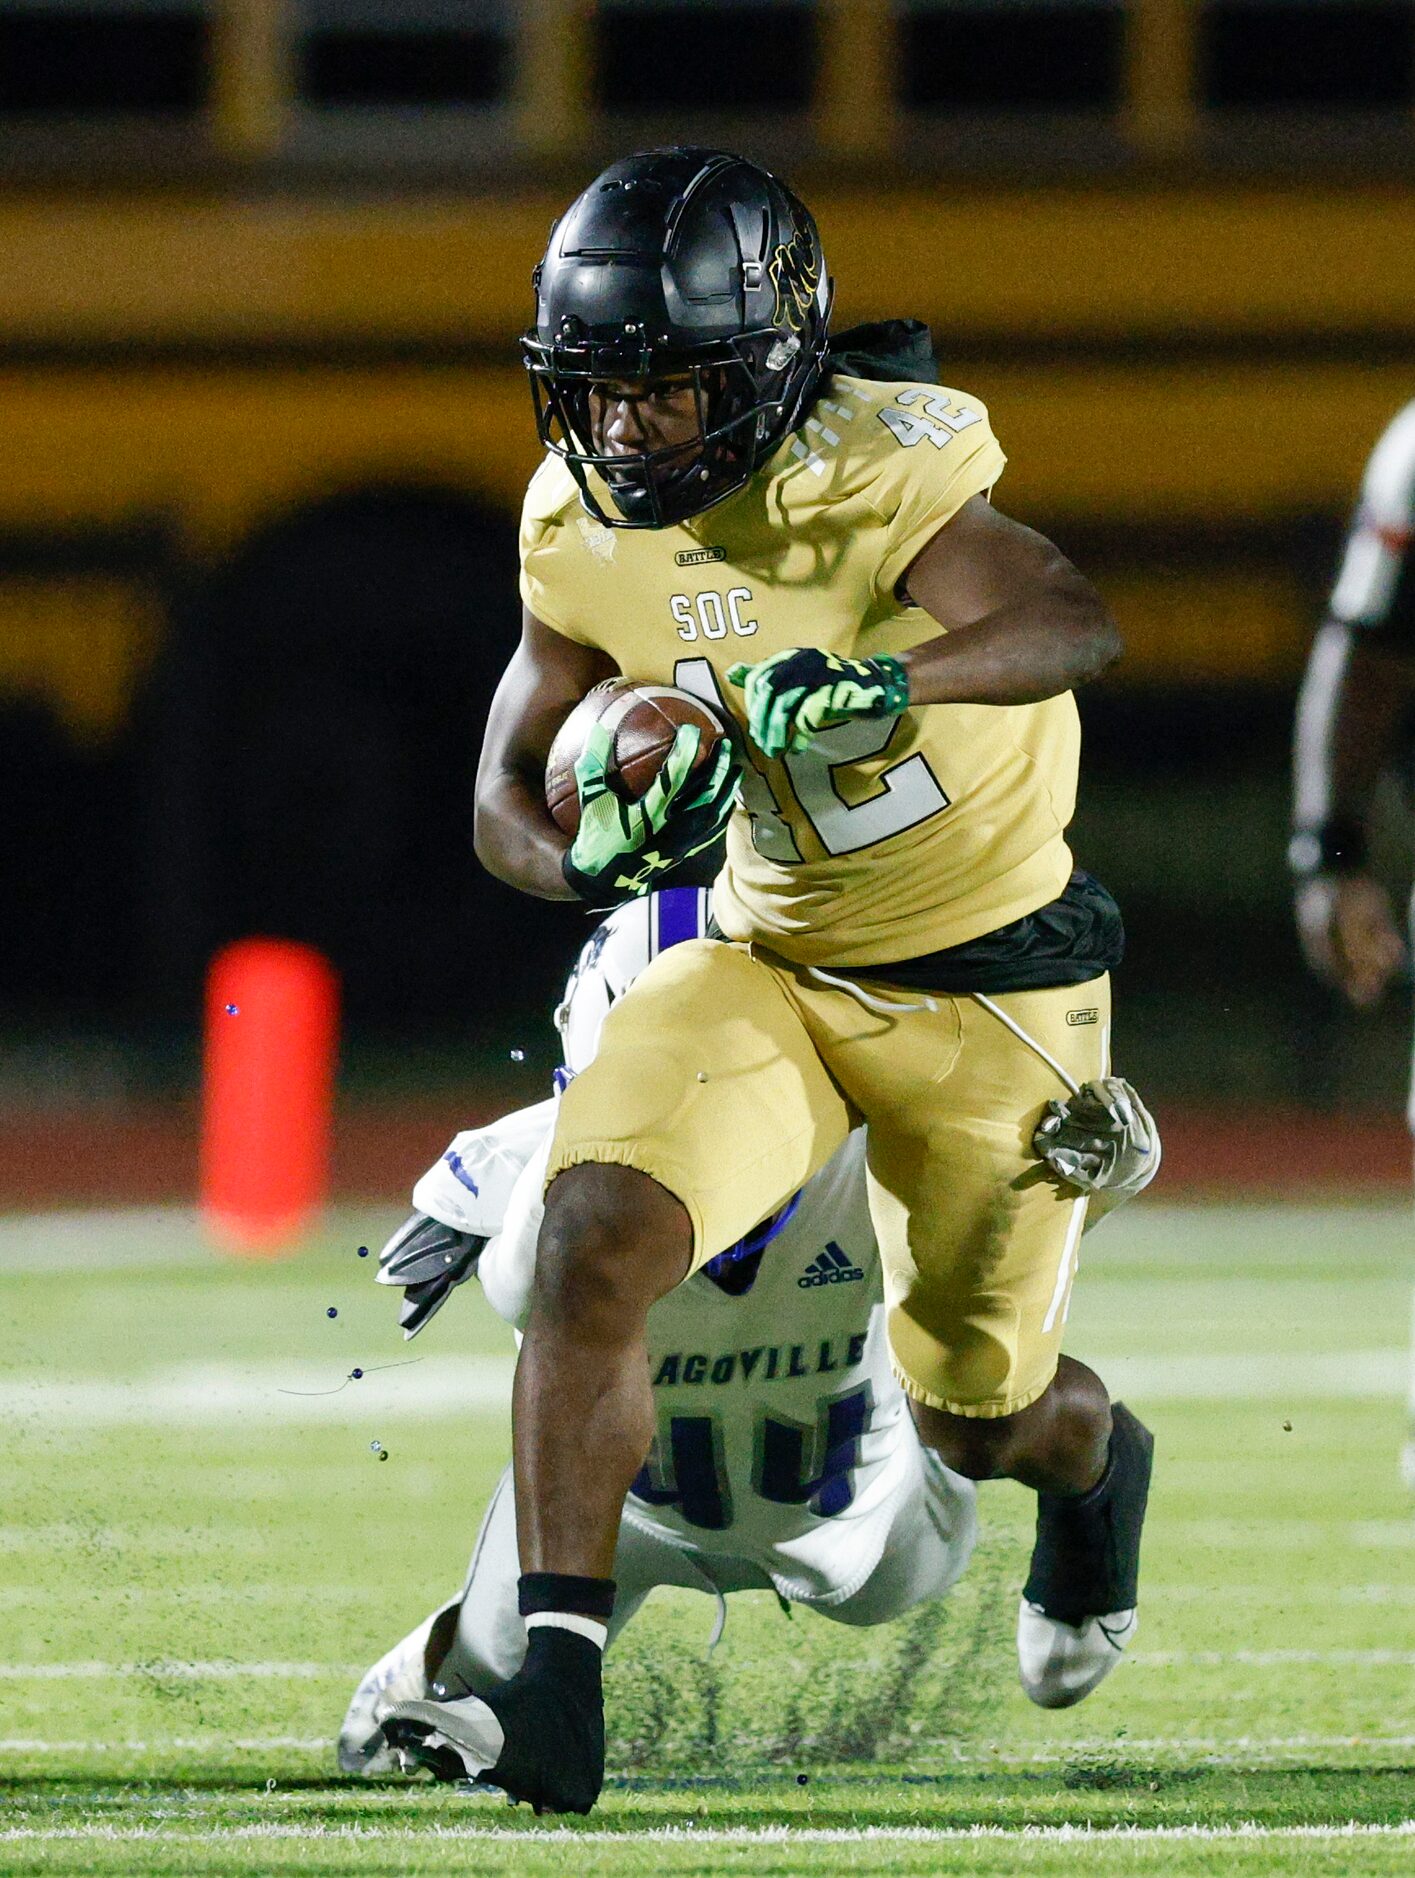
[[8, 1648, 1414, 1680], [0, 1357, 517, 1422], [1143, 1583, 1415, 1605], [0, 1823, 1411, 1845], [0, 1350, 1404, 1425], [0, 1662, 362, 1680], [0, 1206, 404, 1271], [0, 1738, 336, 1753], [0, 1583, 374, 1606], [9, 1578, 1412, 1608], [3, 1515, 1406, 1555], [1089, 1350, 1404, 1400], [0, 1208, 210, 1271], [1126, 1648, 1415, 1668], [5, 1734, 1414, 1761], [3, 1201, 1407, 1274], [1169, 1519, 1413, 1549]]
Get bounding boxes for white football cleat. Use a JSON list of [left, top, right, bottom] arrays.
[[338, 1601, 458, 1776], [382, 1691, 506, 1783], [1017, 1598, 1136, 1709]]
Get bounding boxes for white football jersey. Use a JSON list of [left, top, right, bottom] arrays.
[[444, 1124, 945, 1605], [621, 1132, 917, 1602]]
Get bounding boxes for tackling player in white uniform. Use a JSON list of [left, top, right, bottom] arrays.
[[340, 891, 1160, 1782]]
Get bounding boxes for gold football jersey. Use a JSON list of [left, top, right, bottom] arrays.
[[519, 374, 1079, 967]]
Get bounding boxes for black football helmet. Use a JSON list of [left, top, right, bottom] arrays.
[[522, 147, 833, 528]]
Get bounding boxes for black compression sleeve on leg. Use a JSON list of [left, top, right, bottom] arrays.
[[1023, 1402, 1154, 1626], [518, 1572, 616, 1622]]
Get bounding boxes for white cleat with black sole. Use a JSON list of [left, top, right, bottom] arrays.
[[382, 1692, 506, 1784], [337, 1600, 459, 1776], [1017, 1600, 1137, 1709]]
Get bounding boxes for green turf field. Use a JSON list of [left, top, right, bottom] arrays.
[[1, 1199, 1411, 1876]]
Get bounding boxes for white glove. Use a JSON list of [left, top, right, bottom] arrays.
[[1032, 1076, 1160, 1201]]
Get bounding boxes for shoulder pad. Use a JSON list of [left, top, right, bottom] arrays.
[[522, 454, 580, 528]]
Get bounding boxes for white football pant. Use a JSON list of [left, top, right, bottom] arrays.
[[426, 1441, 976, 1700]]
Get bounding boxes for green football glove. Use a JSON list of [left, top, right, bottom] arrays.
[[726, 648, 910, 758], [561, 725, 738, 907]]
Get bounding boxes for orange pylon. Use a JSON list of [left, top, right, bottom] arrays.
[[200, 938, 339, 1254]]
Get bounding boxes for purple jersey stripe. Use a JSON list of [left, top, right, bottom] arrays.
[[655, 887, 705, 954]]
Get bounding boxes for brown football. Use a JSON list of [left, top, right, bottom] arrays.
[[545, 679, 728, 837]]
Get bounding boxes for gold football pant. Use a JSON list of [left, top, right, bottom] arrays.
[[547, 939, 1111, 1418]]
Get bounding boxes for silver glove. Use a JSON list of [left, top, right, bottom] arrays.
[[1032, 1076, 1160, 1198]]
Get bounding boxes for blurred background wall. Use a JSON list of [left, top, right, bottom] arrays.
[[2, 0, 1413, 1202]]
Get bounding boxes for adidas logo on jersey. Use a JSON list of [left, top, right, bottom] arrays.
[[798, 1242, 864, 1288]]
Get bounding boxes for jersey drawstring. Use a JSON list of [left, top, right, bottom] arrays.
[[970, 992, 1080, 1096], [805, 970, 1082, 1097], [804, 965, 938, 1016]]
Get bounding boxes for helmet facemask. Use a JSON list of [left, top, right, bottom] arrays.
[[524, 329, 817, 528]]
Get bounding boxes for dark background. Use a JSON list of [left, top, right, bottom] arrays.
[[2, 0, 1412, 1159]]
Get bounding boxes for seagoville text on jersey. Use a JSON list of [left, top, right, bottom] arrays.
[[651, 1330, 869, 1390]]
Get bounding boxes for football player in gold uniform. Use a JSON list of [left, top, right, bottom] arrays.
[[454, 150, 1153, 1813]]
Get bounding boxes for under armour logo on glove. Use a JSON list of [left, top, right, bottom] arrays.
[[727, 648, 910, 758], [562, 727, 738, 908], [612, 850, 676, 897]]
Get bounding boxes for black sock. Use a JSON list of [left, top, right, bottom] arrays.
[[517, 1570, 616, 1623]]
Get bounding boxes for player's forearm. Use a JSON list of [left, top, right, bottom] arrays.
[[1293, 623, 1412, 838], [899, 580, 1121, 706], [474, 768, 577, 901]]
